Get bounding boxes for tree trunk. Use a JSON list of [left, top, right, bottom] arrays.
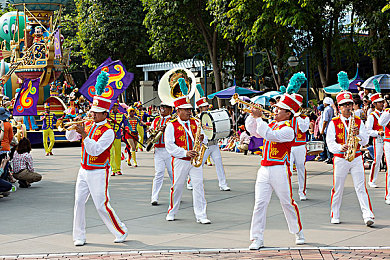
[[265, 48, 279, 90], [275, 38, 285, 87], [234, 43, 245, 86], [373, 56, 380, 75]]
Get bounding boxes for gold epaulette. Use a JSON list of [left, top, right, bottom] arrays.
[[284, 121, 291, 127], [332, 116, 340, 121], [170, 117, 178, 122]]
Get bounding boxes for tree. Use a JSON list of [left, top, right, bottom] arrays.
[[142, 0, 229, 106]]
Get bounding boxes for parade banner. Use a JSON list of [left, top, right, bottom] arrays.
[[54, 29, 61, 57], [13, 78, 40, 116], [79, 58, 134, 103]]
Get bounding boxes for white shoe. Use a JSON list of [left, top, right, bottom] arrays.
[[364, 218, 374, 227], [186, 183, 193, 190], [166, 214, 175, 221], [219, 185, 231, 191], [368, 182, 378, 188], [249, 239, 264, 250], [331, 218, 340, 224], [74, 239, 85, 246], [295, 231, 305, 245], [197, 218, 211, 224], [299, 195, 307, 201], [114, 232, 128, 243], [385, 199, 390, 205]]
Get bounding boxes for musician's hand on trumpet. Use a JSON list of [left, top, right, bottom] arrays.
[[251, 107, 263, 119], [75, 123, 87, 139]]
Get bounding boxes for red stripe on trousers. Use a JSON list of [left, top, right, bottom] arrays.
[[361, 156, 374, 211], [330, 157, 336, 218], [370, 139, 377, 182], [168, 157, 175, 214], [104, 167, 125, 235]]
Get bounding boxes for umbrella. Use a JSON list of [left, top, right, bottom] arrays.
[[251, 91, 281, 106], [361, 74, 390, 90], [207, 86, 261, 99], [323, 66, 364, 94]]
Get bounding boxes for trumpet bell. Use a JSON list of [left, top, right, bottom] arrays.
[[158, 68, 196, 106]]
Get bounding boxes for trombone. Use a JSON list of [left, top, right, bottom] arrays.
[[231, 93, 274, 119]]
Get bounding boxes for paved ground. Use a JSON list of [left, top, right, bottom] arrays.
[[1, 145, 390, 258]]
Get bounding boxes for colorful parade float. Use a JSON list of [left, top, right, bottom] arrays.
[[0, 0, 72, 144]]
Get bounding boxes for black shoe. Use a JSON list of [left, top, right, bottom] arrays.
[[1, 191, 10, 197], [18, 180, 29, 188], [324, 159, 332, 164], [151, 201, 158, 206], [318, 158, 326, 162]]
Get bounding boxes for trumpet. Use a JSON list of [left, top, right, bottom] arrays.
[[232, 94, 274, 118], [63, 119, 91, 130]]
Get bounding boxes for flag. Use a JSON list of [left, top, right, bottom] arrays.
[[54, 29, 61, 57], [13, 78, 40, 116], [79, 58, 134, 103]]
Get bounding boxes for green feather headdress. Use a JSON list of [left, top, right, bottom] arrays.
[[279, 85, 286, 94], [373, 79, 381, 93], [287, 72, 307, 94], [95, 71, 110, 96], [178, 78, 188, 96], [337, 71, 349, 91], [196, 83, 204, 97]]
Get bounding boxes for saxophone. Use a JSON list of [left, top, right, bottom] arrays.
[[191, 122, 208, 167], [344, 112, 361, 162]]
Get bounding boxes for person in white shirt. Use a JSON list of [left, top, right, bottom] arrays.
[[365, 94, 385, 188], [326, 91, 374, 226], [246, 94, 305, 250], [164, 79, 210, 224], [378, 104, 390, 205]]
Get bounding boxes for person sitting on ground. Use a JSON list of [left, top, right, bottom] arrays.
[[238, 125, 251, 155], [12, 137, 42, 188], [0, 156, 12, 198]]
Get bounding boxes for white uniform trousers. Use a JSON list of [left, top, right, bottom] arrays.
[[289, 145, 307, 197], [167, 158, 207, 220], [383, 142, 390, 201], [202, 144, 228, 187], [369, 138, 384, 184], [151, 148, 173, 202], [330, 156, 374, 220], [250, 164, 302, 241], [73, 167, 127, 241]]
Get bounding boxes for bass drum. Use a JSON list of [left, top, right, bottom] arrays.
[[200, 109, 233, 141]]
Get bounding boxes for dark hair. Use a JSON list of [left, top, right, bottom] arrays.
[[17, 137, 31, 154], [269, 98, 276, 103]]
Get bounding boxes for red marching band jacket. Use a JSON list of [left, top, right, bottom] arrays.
[[261, 121, 294, 167], [332, 116, 362, 158], [370, 110, 385, 140], [152, 116, 171, 148], [81, 121, 113, 170], [171, 117, 198, 161], [290, 115, 307, 147], [383, 108, 390, 142]]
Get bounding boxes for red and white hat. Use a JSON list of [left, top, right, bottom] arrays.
[[370, 93, 384, 103], [291, 93, 303, 106], [173, 96, 193, 109], [336, 91, 353, 105], [196, 97, 209, 108], [275, 94, 301, 115], [91, 96, 111, 112]]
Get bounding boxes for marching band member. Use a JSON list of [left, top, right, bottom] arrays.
[[195, 84, 230, 191], [326, 87, 374, 225], [246, 94, 304, 249], [125, 107, 143, 167], [40, 103, 57, 156], [66, 71, 127, 246], [109, 101, 128, 176], [164, 78, 210, 224], [150, 102, 173, 205], [135, 102, 145, 151], [366, 83, 385, 188], [290, 94, 310, 200], [378, 96, 390, 205]]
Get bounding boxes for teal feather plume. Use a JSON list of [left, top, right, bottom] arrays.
[[196, 83, 204, 97], [373, 79, 381, 93], [287, 72, 306, 94], [279, 85, 286, 94], [337, 71, 349, 91], [95, 71, 110, 96], [178, 78, 188, 95]]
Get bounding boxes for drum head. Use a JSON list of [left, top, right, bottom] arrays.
[[200, 111, 215, 140]]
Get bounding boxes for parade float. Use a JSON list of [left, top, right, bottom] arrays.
[[0, 0, 72, 144]]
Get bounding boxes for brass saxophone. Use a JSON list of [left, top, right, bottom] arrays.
[[145, 128, 164, 152], [344, 112, 361, 162], [191, 122, 208, 167]]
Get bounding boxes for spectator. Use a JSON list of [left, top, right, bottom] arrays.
[[238, 125, 250, 155], [0, 107, 12, 181], [308, 112, 317, 141], [354, 99, 364, 119], [319, 97, 334, 163], [0, 155, 11, 197], [12, 138, 42, 188]]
